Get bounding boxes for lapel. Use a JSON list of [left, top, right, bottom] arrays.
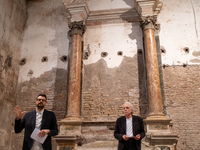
[[32, 110, 36, 129], [41, 109, 46, 129], [132, 115, 136, 136], [122, 116, 126, 134]]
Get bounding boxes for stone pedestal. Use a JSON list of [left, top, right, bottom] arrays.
[[144, 119, 178, 150], [141, 16, 178, 150]]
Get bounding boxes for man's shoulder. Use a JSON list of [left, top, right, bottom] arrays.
[[25, 110, 35, 115], [44, 109, 55, 115], [117, 116, 126, 121], [132, 115, 143, 121]]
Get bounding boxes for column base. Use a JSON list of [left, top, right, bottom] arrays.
[[54, 116, 83, 150], [60, 115, 83, 125], [143, 115, 179, 150], [54, 135, 77, 150]]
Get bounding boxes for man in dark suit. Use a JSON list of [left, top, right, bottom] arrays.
[[14, 94, 58, 150], [114, 102, 145, 150]]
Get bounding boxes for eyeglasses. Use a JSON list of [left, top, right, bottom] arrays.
[[37, 99, 46, 102], [123, 107, 130, 109]]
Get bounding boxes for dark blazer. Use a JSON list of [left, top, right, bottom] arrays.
[[15, 109, 58, 150], [114, 115, 145, 150]]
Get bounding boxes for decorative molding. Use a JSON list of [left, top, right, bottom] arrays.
[[134, 0, 163, 16], [63, 0, 89, 22], [68, 21, 86, 36], [87, 8, 139, 21]]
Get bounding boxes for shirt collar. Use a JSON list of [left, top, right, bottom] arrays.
[[36, 108, 44, 115]]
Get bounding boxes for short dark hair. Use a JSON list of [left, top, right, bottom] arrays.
[[36, 94, 47, 100]]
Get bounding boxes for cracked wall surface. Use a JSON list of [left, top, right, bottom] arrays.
[[0, 0, 26, 149]]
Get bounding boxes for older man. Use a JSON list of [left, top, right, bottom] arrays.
[[114, 102, 145, 150], [14, 94, 58, 150]]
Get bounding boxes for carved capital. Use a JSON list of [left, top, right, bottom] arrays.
[[140, 16, 157, 30], [68, 21, 86, 36]]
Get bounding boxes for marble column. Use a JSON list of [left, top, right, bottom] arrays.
[[140, 16, 178, 150], [140, 16, 165, 119], [65, 21, 85, 122]]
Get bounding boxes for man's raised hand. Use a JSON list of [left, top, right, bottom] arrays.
[[14, 105, 26, 120]]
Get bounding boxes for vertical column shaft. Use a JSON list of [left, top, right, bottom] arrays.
[[66, 21, 85, 120], [141, 16, 164, 117]]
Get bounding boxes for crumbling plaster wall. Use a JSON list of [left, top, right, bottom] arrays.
[[158, 0, 200, 66], [0, 0, 26, 149], [158, 0, 200, 149], [11, 0, 70, 149], [82, 23, 147, 121]]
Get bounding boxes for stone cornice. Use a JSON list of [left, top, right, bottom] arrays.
[[87, 8, 139, 21], [63, 0, 163, 24], [63, 0, 89, 22], [134, 0, 163, 16]]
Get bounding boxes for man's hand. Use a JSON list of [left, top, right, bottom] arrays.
[[14, 105, 26, 120], [122, 135, 130, 141], [133, 134, 140, 140], [38, 130, 50, 137]]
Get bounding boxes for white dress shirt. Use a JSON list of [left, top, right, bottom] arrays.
[[31, 109, 44, 150], [126, 117, 133, 137]]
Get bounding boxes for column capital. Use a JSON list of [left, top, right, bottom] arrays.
[[140, 15, 159, 30], [68, 21, 86, 36], [63, 0, 89, 23]]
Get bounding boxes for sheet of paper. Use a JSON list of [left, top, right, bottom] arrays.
[[127, 136, 136, 138], [30, 128, 48, 144]]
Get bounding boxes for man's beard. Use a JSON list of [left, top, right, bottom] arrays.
[[37, 103, 44, 109]]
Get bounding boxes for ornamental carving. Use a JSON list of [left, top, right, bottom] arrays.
[[140, 16, 158, 30], [68, 21, 86, 36]]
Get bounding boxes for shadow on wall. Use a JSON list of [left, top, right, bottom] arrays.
[[120, 0, 149, 118]]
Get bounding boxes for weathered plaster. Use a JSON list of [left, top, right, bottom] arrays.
[[19, 0, 69, 83], [0, 0, 26, 149], [83, 22, 143, 68], [158, 0, 200, 65]]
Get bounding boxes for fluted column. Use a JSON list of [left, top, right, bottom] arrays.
[[65, 21, 85, 121], [140, 16, 164, 118]]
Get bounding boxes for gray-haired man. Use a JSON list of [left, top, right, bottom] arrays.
[[114, 102, 145, 150]]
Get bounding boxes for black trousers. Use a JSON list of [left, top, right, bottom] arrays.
[[123, 138, 137, 150]]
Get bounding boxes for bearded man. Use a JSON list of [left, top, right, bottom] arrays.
[[14, 94, 58, 150]]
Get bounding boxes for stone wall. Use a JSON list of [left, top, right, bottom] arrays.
[[11, 0, 70, 149], [0, 0, 26, 149], [82, 22, 148, 122], [158, 1, 200, 149], [163, 65, 200, 150]]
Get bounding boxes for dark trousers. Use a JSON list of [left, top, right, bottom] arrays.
[[123, 138, 137, 150]]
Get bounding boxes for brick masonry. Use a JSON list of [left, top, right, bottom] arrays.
[[163, 65, 200, 150], [82, 55, 148, 121]]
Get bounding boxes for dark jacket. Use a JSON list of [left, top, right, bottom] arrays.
[[114, 115, 145, 150], [15, 109, 58, 150]]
